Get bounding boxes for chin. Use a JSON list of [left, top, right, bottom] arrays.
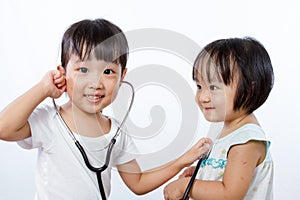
[[204, 116, 222, 122], [81, 106, 102, 114]]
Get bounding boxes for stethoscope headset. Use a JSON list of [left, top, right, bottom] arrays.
[[52, 81, 134, 200]]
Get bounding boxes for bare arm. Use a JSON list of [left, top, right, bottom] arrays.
[[117, 137, 212, 195], [0, 68, 66, 141], [163, 140, 266, 200]]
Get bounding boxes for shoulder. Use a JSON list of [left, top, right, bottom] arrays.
[[106, 116, 131, 142], [228, 124, 270, 165], [109, 116, 121, 127], [214, 124, 271, 158], [106, 117, 139, 165], [32, 103, 56, 117], [29, 103, 56, 126], [19, 103, 57, 149], [230, 124, 270, 146]]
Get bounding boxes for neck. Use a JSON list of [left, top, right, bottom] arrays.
[[60, 101, 110, 137], [218, 113, 258, 138]]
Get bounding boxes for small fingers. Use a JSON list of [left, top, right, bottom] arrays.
[[179, 166, 195, 179], [58, 85, 67, 93], [195, 137, 212, 149], [200, 137, 213, 145], [53, 70, 66, 88]]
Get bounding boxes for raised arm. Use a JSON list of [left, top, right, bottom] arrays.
[[117, 137, 212, 195], [0, 68, 66, 141]]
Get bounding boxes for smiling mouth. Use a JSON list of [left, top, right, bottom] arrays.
[[85, 95, 105, 102]]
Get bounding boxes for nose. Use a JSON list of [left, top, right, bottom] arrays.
[[198, 88, 211, 103], [88, 72, 104, 90]]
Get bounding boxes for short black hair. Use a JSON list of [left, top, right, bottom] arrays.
[[61, 18, 128, 71], [193, 37, 274, 114]]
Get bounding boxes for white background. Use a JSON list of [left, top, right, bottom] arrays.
[[0, 0, 299, 199]]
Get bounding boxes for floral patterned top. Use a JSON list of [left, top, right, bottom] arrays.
[[196, 124, 273, 200]]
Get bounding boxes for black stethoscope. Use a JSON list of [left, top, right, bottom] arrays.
[[52, 81, 135, 200], [182, 147, 212, 200]]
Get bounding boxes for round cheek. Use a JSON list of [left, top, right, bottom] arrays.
[[65, 76, 75, 99], [218, 104, 227, 120], [218, 96, 232, 120], [195, 94, 200, 106], [224, 89, 236, 112], [109, 84, 121, 102], [195, 93, 204, 112]]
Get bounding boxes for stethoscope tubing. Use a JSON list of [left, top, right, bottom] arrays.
[[182, 146, 212, 200], [52, 81, 135, 200]]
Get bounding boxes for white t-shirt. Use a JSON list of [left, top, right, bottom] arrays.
[[197, 124, 273, 200], [18, 104, 138, 200]]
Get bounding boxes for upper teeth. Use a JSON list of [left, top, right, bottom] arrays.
[[87, 95, 100, 99]]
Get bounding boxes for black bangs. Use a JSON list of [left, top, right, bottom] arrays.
[[193, 48, 223, 84], [61, 19, 128, 70], [193, 39, 238, 85], [91, 32, 128, 65]]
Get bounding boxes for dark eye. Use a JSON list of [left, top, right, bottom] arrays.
[[209, 85, 217, 91], [79, 67, 88, 73], [104, 69, 114, 75], [197, 84, 202, 89]]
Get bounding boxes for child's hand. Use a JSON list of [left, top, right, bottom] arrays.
[[164, 178, 189, 200], [179, 137, 212, 167], [41, 66, 66, 98], [53, 66, 66, 91], [179, 166, 195, 179]]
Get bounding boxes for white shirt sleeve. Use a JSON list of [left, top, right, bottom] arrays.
[[17, 104, 55, 150], [109, 118, 140, 166]]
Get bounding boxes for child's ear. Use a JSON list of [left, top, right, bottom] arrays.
[[121, 68, 127, 81]]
